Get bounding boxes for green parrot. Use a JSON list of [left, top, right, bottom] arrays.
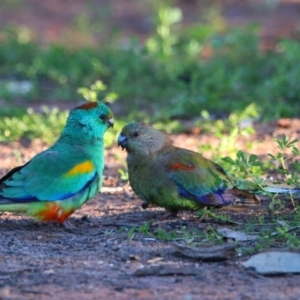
[[117, 122, 259, 214], [118, 122, 300, 215], [0, 102, 114, 224], [118, 122, 299, 215]]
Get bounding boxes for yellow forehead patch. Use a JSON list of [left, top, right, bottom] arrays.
[[65, 161, 95, 177]]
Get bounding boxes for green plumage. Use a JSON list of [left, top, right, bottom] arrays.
[[0, 102, 114, 223], [118, 122, 260, 214]]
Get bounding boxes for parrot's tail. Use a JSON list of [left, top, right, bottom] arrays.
[[197, 188, 260, 208], [262, 186, 300, 195], [230, 188, 260, 207], [233, 178, 300, 196]]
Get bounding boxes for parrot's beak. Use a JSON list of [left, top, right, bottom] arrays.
[[117, 133, 127, 150], [107, 118, 114, 129]]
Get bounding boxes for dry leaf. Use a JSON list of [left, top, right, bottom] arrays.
[[242, 251, 300, 274], [218, 227, 257, 242], [172, 243, 237, 260]]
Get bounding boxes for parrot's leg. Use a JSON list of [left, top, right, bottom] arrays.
[[159, 209, 178, 219], [165, 210, 178, 218], [142, 202, 149, 209], [152, 210, 179, 225], [62, 220, 75, 231], [141, 202, 157, 210]]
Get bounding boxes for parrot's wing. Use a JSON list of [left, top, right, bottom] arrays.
[[0, 149, 98, 203], [162, 148, 235, 206]]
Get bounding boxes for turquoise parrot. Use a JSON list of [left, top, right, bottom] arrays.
[[0, 102, 114, 224], [117, 122, 261, 214]]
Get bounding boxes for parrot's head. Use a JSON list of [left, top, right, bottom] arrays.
[[118, 122, 167, 156], [63, 102, 114, 142]]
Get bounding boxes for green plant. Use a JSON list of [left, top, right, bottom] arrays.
[[268, 136, 300, 208], [198, 103, 259, 161], [2, 11, 300, 119], [197, 208, 234, 224], [127, 227, 136, 240], [0, 81, 123, 147], [77, 80, 118, 103], [222, 136, 300, 211], [146, 7, 183, 65], [118, 168, 129, 181], [0, 107, 67, 144]]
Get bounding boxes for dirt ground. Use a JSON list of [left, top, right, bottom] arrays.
[[1, 120, 300, 300], [1, 1, 300, 299]]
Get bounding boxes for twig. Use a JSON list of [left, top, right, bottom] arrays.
[[101, 186, 123, 194], [100, 222, 139, 228], [270, 225, 300, 237]]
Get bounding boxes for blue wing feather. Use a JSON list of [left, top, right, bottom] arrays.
[[176, 184, 233, 206]]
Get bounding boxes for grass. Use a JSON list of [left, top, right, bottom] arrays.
[[1, 6, 300, 119], [121, 207, 300, 255]]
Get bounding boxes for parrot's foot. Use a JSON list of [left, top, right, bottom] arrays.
[[61, 220, 75, 232], [152, 210, 179, 225], [158, 210, 178, 220], [164, 210, 178, 219], [142, 202, 149, 209], [141, 202, 157, 210]]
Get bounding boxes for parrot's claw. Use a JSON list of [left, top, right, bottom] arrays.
[[61, 220, 75, 232], [141, 202, 149, 209], [152, 210, 179, 225], [161, 210, 178, 219]]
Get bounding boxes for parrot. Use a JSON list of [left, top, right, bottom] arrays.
[[0, 101, 114, 225], [117, 122, 299, 215]]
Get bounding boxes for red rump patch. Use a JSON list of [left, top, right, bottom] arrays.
[[167, 162, 195, 172], [36, 202, 75, 223], [75, 102, 98, 110]]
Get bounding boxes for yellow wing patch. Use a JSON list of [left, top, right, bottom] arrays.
[[64, 160, 95, 177]]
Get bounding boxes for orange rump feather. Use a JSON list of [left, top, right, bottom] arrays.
[[36, 203, 74, 223]]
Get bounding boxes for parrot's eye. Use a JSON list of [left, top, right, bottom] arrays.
[[133, 131, 139, 137], [99, 114, 107, 120]]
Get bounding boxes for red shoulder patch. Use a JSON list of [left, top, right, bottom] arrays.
[[167, 162, 195, 172], [75, 102, 98, 110]]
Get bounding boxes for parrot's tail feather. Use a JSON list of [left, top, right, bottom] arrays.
[[227, 188, 260, 207], [178, 185, 260, 207], [192, 188, 260, 207], [231, 194, 260, 207], [225, 188, 260, 207], [263, 186, 300, 195], [209, 188, 260, 207]]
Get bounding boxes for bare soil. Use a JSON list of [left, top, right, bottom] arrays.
[[1, 120, 300, 300]]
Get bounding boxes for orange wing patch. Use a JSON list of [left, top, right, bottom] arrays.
[[36, 202, 74, 223], [75, 102, 98, 110], [167, 162, 195, 172], [65, 161, 95, 177]]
